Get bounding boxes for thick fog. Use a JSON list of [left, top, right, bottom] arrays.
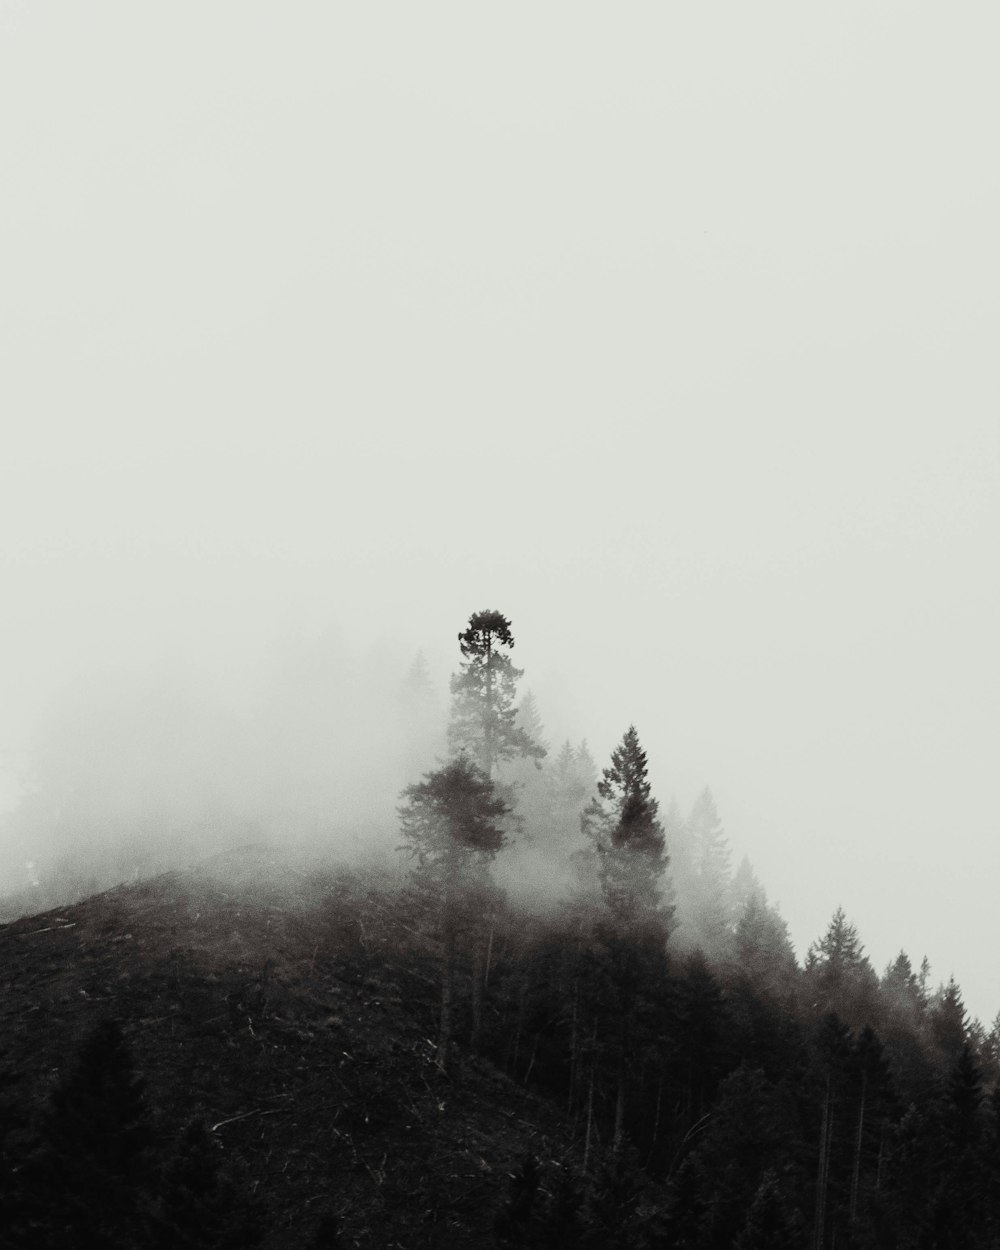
[[2, 5, 999, 1020]]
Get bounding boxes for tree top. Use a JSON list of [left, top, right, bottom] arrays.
[[459, 610, 514, 653]]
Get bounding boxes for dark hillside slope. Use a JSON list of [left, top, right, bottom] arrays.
[[0, 848, 574, 1248]]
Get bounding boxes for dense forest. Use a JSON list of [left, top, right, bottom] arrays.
[[1, 609, 998, 1247]]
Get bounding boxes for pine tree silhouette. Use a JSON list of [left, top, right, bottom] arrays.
[[27, 1018, 156, 1249]]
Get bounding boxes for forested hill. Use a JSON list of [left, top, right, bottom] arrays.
[[1, 843, 999, 1248], [2, 609, 997, 1246]]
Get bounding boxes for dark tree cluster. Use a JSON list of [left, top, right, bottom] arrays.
[[3, 1019, 259, 1249], [389, 609, 1000, 1248]]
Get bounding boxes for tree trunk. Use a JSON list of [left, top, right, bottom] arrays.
[[523, 1033, 540, 1087], [484, 636, 494, 774], [567, 980, 579, 1114], [612, 1013, 630, 1153], [875, 1118, 886, 1192], [438, 917, 455, 1073], [583, 1020, 598, 1173], [612, 1060, 626, 1153], [471, 939, 483, 1046], [484, 916, 495, 988], [647, 1077, 663, 1164], [850, 1070, 867, 1223], [814, 1073, 832, 1250]]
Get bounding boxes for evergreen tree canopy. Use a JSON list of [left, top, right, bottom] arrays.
[[581, 727, 670, 929], [882, 950, 920, 999], [729, 855, 766, 915], [539, 739, 598, 853], [514, 692, 547, 759], [398, 755, 508, 882], [931, 977, 970, 1067], [398, 756, 509, 1071], [397, 650, 443, 774], [805, 907, 879, 1024], [688, 787, 731, 886], [807, 907, 867, 973], [732, 892, 798, 998], [28, 1018, 156, 1247], [681, 787, 733, 960], [447, 610, 546, 775]]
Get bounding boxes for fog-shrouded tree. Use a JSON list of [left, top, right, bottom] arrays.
[[728, 855, 765, 916], [497, 691, 552, 849], [447, 611, 546, 777], [397, 650, 443, 775], [930, 976, 970, 1068], [882, 950, 921, 1003], [577, 727, 673, 1151], [918, 955, 932, 1002], [680, 787, 733, 961], [398, 754, 508, 1070], [514, 691, 547, 761], [804, 906, 878, 1024], [881, 949, 928, 1040], [552, 740, 597, 830], [731, 891, 798, 1000], [581, 726, 670, 934], [979, 1011, 1000, 1086]]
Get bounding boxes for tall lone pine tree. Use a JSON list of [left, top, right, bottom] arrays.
[[448, 610, 546, 776]]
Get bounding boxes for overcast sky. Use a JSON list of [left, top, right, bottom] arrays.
[[3, 5, 998, 1019]]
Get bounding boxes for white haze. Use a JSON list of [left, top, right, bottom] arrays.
[[2, 5, 999, 1020]]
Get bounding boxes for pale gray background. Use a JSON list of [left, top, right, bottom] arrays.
[[2, 5, 998, 1019]]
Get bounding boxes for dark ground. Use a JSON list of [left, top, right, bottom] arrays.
[[0, 848, 575, 1248]]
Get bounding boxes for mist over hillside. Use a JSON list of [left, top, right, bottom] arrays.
[[0, 628, 443, 903], [2, 608, 993, 1055], [1, 620, 998, 1245]]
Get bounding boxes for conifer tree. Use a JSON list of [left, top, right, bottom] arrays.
[[923, 1043, 992, 1247], [26, 1018, 156, 1248], [447, 611, 545, 776], [917, 955, 932, 1005], [676, 953, 732, 1123], [581, 726, 670, 933], [398, 755, 508, 1070], [946, 1043, 985, 1151], [667, 1064, 803, 1248], [731, 892, 798, 999], [930, 977, 969, 1068], [848, 1025, 896, 1232], [734, 1171, 802, 1250], [729, 855, 765, 915], [981, 1011, 1000, 1086], [515, 692, 547, 760], [499, 692, 552, 847], [882, 950, 920, 1001], [577, 728, 673, 1152], [541, 739, 598, 855], [806, 907, 866, 974], [683, 787, 733, 960], [397, 650, 442, 774], [804, 907, 878, 1024], [811, 1012, 855, 1250]]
